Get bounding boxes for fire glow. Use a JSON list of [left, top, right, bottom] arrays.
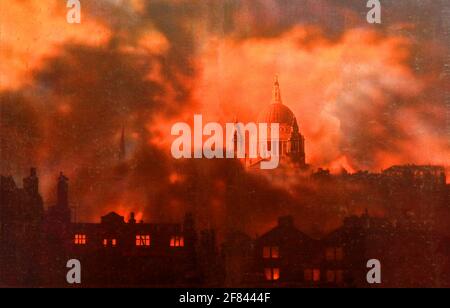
[[0, 0, 448, 230]]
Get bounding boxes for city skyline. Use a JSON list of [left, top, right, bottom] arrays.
[[1, 0, 449, 289]]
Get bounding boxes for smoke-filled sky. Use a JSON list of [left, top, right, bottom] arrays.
[[1, 0, 449, 235]]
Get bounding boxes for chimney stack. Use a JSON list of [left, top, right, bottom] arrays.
[[57, 172, 69, 208]]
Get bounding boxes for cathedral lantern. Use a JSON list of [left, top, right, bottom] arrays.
[[256, 77, 306, 167]]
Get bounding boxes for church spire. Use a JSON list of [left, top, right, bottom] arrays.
[[272, 75, 283, 105]]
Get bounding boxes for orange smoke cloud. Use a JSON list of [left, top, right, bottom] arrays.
[[1, 0, 448, 234], [0, 0, 111, 90], [190, 26, 449, 172]]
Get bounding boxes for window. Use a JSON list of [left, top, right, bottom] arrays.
[[170, 236, 185, 247], [304, 269, 321, 283], [264, 268, 280, 281], [313, 269, 321, 282], [103, 239, 117, 247], [136, 235, 150, 246], [325, 247, 344, 261], [326, 270, 344, 284], [74, 234, 87, 245], [263, 246, 279, 259]]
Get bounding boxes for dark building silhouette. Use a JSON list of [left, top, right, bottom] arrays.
[[221, 231, 254, 287], [0, 169, 216, 287], [0, 168, 44, 286], [227, 211, 449, 288], [62, 211, 198, 286], [1, 166, 449, 287]]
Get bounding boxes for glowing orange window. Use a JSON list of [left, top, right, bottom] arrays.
[[264, 268, 280, 281], [263, 246, 279, 259], [136, 235, 150, 246], [104, 239, 117, 247], [313, 269, 321, 282], [74, 234, 87, 245], [170, 236, 185, 247]]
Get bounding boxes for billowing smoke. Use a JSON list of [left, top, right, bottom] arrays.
[[1, 0, 449, 236]]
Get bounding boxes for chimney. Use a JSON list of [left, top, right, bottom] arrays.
[[57, 172, 69, 208], [129, 212, 136, 224], [23, 167, 39, 196]]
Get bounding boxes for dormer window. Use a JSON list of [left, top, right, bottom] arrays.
[[170, 236, 185, 247], [103, 238, 117, 247], [136, 235, 150, 246], [263, 246, 279, 259], [74, 234, 87, 245]]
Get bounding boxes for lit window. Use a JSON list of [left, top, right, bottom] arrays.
[[263, 246, 279, 259], [74, 234, 87, 245], [264, 268, 280, 281], [170, 236, 185, 247], [313, 269, 321, 282], [103, 238, 117, 247], [305, 269, 323, 282], [136, 235, 150, 246]]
